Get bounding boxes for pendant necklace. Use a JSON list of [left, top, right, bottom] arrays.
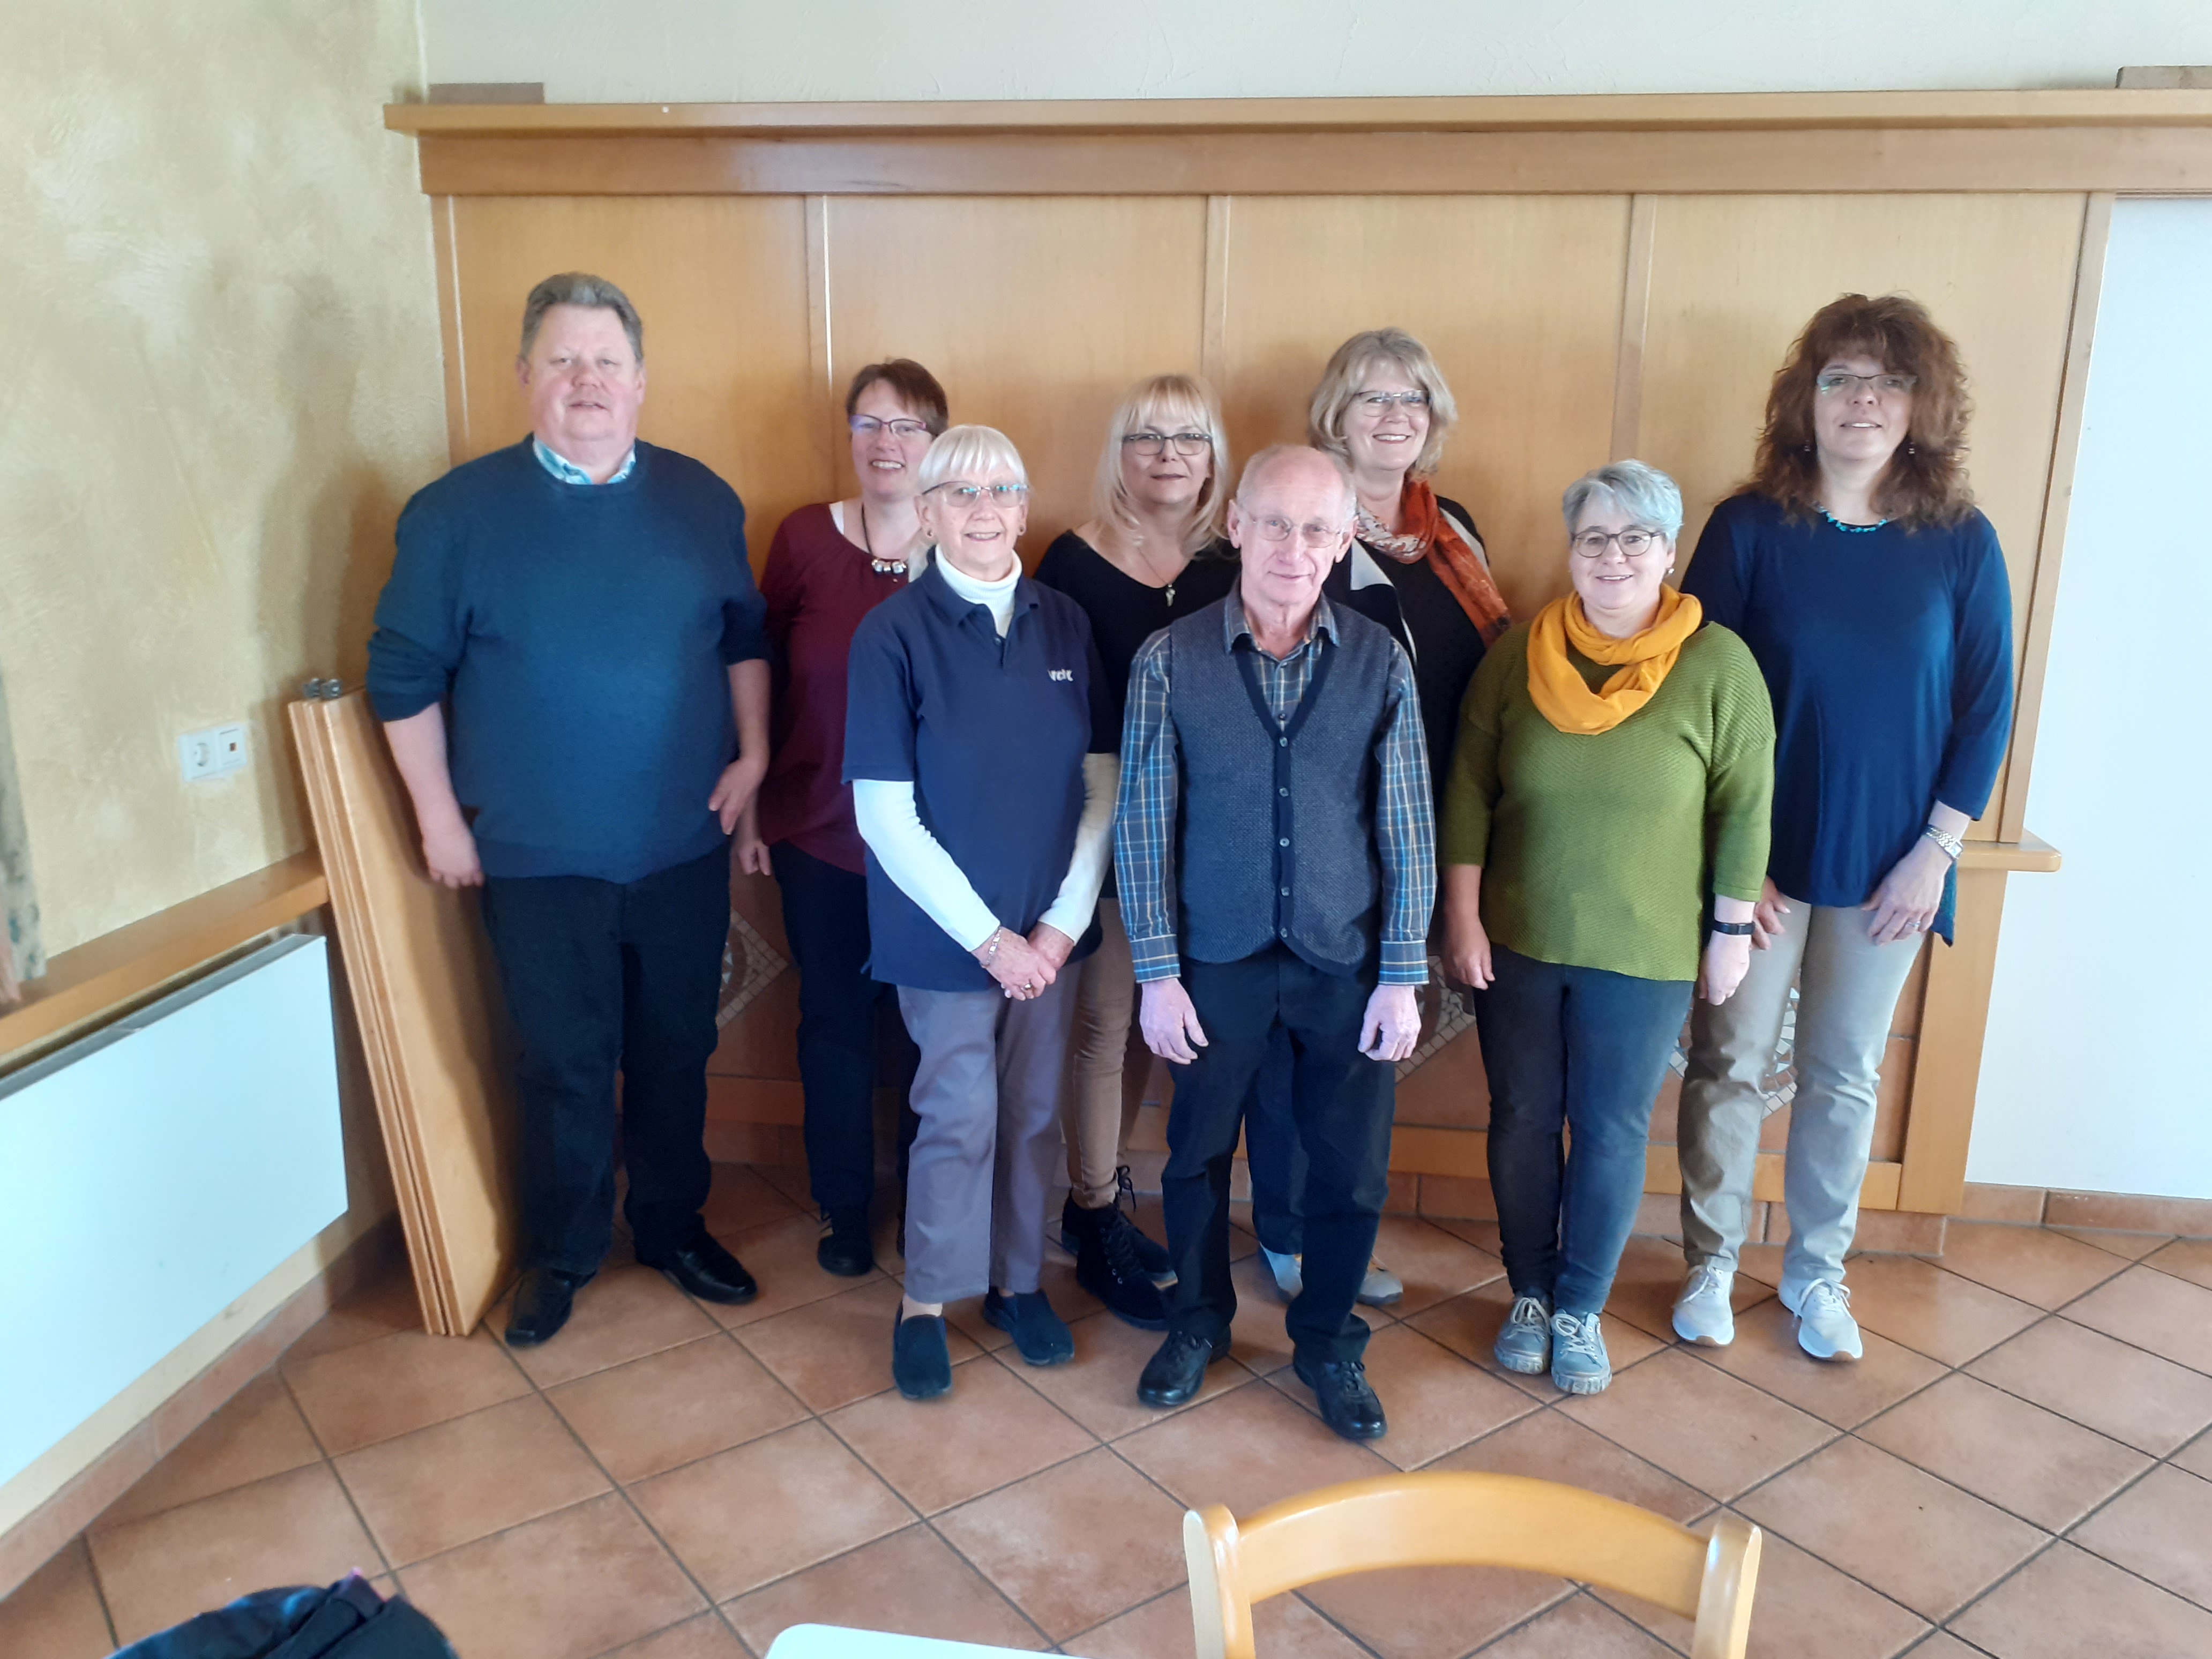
[[860, 499, 908, 577]]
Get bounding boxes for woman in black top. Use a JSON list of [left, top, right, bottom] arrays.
[[1033, 372, 1236, 1328]]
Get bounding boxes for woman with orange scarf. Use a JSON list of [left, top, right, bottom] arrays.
[[1441, 461, 1774, 1398]]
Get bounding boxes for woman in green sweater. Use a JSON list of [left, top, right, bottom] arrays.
[[1441, 460, 1773, 1396]]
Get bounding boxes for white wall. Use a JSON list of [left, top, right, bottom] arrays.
[[1971, 199, 2212, 1202], [420, 0, 2211, 103]]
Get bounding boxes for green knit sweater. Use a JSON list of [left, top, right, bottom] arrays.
[[1441, 621, 1775, 982]]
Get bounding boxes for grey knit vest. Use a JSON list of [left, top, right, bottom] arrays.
[[1165, 601, 1398, 977]]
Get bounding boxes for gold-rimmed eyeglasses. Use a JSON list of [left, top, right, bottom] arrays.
[[1250, 515, 1348, 548]]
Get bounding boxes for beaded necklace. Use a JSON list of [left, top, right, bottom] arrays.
[[1820, 507, 1888, 534]]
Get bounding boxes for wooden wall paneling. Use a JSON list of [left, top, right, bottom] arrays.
[[445, 196, 827, 564], [1610, 195, 1658, 461], [1635, 192, 2086, 836], [824, 196, 1210, 547], [1218, 195, 1633, 617], [289, 693, 519, 1336], [1899, 868, 2011, 1214], [1999, 192, 2114, 843], [412, 128, 2212, 201], [430, 197, 472, 467], [1201, 196, 1232, 388], [804, 196, 843, 495]]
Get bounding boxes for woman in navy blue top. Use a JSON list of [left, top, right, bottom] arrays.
[[844, 425, 1119, 1401], [1671, 294, 2014, 1366]]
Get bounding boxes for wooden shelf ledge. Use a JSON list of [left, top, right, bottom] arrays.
[[0, 854, 330, 1063], [384, 89, 2212, 140], [1962, 832, 2062, 873]]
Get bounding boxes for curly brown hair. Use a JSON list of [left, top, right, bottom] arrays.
[[1745, 293, 1975, 528]]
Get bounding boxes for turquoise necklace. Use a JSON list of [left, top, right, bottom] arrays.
[[1820, 507, 1887, 534]]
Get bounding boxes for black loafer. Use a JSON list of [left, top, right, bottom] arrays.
[[1138, 1328, 1231, 1407], [817, 1208, 875, 1277], [983, 1289, 1075, 1365], [893, 1310, 953, 1400], [505, 1267, 594, 1348], [1295, 1354, 1388, 1442], [640, 1236, 758, 1304]]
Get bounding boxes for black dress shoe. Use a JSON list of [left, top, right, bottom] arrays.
[[1294, 1354, 1388, 1441], [817, 1208, 875, 1277], [1138, 1328, 1231, 1407], [640, 1236, 758, 1304], [505, 1267, 594, 1348]]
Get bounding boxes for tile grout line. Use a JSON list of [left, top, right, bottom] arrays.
[[274, 1365, 405, 1588]]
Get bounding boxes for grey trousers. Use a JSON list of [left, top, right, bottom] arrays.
[[898, 976, 1078, 1305], [1677, 900, 1925, 1297]]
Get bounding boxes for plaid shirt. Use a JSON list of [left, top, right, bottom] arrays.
[[1114, 592, 1434, 985]]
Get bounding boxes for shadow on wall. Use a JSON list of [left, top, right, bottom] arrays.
[[0, 667, 44, 1005]]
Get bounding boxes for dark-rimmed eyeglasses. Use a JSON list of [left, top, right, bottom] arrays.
[[926, 482, 1030, 509], [849, 415, 933, 439], [1814, 371, 1917, 397], [1122, 430, 1212, 458], [1570, 528, 1664, 558]]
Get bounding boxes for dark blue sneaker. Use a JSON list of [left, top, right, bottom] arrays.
[[983, 1289, 1075, 1366], [892, 1310, 953, 1400]]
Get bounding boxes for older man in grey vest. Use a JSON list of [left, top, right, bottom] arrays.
[[1114, 444, 1433, 1441]]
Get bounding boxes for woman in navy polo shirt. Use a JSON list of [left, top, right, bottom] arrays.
[[1672, 294, 2014, 1365], [844, 425, 1120, 1400]]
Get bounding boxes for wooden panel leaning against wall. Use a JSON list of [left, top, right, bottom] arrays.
[[446, 196, 831, 555], [1220, 195, 1633, 619], [1632, 192, 2088, 839]]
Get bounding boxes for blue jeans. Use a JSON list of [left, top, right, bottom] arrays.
[[1475, 944, 1691, 1316]]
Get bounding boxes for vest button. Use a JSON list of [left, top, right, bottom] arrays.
[[1278, 838, 1289, 847], [1279, 787, 1288, 796], [1279, 736, 1288, 746], [1280, 887, 1289, 896]]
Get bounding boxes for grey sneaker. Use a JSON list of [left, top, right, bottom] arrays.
[[1493, 1294, 1553, 1374], [1261, 1248, 1303, 1301], [1785, 1279, 1863, 1362], [1357, 1258, 1404, 1307], [1550, 1311, 1613, 1395], [1671, 1264, 1736, 1347]]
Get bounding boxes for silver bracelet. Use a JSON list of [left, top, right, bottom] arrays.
[[1922, 824, 1965, 863]]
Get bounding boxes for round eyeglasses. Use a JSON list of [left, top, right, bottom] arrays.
[[1122, 430, 1212, 458], [1814, 371, 1917, 397], [1250, 515, 1347, 548], [849, 415, 933, 439], [1570, 528, 1664, 558], [927, 482, 1030, 509]]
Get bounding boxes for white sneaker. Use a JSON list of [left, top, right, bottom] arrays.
[[1357, 1258, 1404, 1307], [1261, 1248, 1303, 1301], [1671, 1265, 1736, 1347], [1784, 1280, 1863, 1362]]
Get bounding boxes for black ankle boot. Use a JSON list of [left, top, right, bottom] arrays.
[[1059, 1168, 1171, 1281], [817, 1207, 874, 1277], [1068, 1199, 1167, 1329]]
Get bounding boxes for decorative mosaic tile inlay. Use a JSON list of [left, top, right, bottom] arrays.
[[718, 912, 789, 1028]]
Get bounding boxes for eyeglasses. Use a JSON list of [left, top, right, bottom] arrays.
[[1122, 430, 1212, 458], [849, 415, 933, 439], [1814, 371, 1917, 397], [926, 481, 1030, 509], [1355, 391, 1430, 410], [1570, 528, 1665, 558], [1249, 515, 1347, 548]]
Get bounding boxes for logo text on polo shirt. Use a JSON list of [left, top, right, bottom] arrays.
[[1049, 669, 1074, 682]]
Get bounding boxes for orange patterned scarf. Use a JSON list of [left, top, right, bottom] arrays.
[[1363, 480, 1513, 644], [1526, 587, 1703, 735]]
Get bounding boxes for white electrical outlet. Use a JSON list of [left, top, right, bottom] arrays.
[[178, 723, 250, 782]]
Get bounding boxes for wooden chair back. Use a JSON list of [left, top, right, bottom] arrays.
[[1184, 1471, 1761, 1659]]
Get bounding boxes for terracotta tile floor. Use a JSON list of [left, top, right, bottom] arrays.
[[6, 1171, 2212, 1659]]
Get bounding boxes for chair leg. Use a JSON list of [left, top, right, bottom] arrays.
[[1184, 1505, 1253, 1659], [1690, 1514, 1763, 1659]]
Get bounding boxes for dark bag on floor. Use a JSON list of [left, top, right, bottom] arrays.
[[111, 1573, 457, 1659]]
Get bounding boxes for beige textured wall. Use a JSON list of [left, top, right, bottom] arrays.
[[0, 0, 449, 956]]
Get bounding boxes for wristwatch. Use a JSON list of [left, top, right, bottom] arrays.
[[1710, 919, 1756, 937], [1922, 824, 1966, 862]]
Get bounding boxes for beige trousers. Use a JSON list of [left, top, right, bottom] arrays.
[[1061, 896, 1151, 1209]]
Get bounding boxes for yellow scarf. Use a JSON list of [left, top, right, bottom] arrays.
[[1526, 587, 1703, 735]]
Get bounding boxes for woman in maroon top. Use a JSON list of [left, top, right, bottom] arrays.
[[739, 358, 947, 1275]]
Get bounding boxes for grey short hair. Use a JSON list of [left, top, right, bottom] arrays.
[[519, 273, 644, 364], [1236, 444, 1356, 521], [1561, 460, 1684, 541]]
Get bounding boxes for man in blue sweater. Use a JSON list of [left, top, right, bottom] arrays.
[[367, 273, 771, 1347]]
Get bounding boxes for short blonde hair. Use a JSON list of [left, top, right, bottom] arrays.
[[918, 424, 1029, 493], [1307, 327, 1459, 479], [1093, 374, 1231, 554]]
